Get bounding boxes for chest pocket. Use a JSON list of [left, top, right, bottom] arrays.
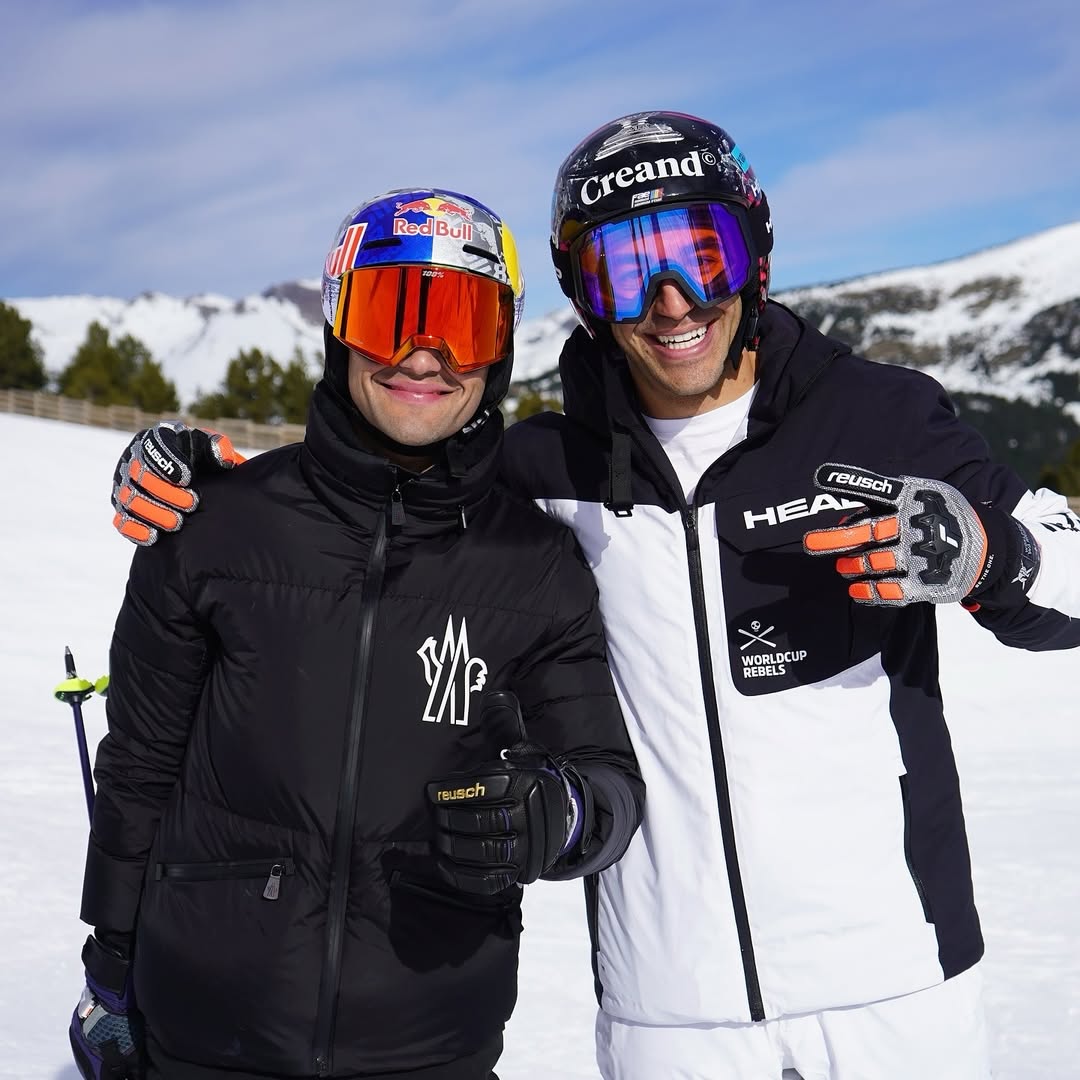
[[713, 489, 886, 696]]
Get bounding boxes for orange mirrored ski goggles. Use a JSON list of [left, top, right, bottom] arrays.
[[333, 264, 516, 372]]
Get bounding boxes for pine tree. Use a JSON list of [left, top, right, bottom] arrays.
[[58, 323, 136, 405], [129, 354, 180, 412], [508, 388, 562, 424], [0, 300, 47, 390], [279, 349, 316, 424], [57, 322, 178, 410], [190, 348, 284, 423], [1041, 440, 1080, 496]]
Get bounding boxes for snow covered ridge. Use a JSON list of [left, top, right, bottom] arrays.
[[779, 221, 1080, 422], [6, 222, 1080, 414]]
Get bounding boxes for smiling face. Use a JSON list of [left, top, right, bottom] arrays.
[[610, 282, 755, 418], [347, 347, 488, 450]]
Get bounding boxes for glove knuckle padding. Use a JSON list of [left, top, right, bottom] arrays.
[[891, 478, 986, 603], [807, 463, 992, 606]]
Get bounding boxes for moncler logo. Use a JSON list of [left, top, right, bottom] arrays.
[[417, 616, 488, 726]]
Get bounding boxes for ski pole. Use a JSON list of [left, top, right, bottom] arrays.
[[53, 646, 100, 824]]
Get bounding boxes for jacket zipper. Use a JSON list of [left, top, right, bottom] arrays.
[[683, 504, 765, 1021], [154, 858, 292, 901], [312, 502, 390, 1076], [899, 775, 934, 922]]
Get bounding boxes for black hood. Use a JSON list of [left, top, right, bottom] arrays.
[[558, 301, 847, 435], [555, 301, 850, 513], [301, 377, 503, 541], [321, 322, 514, 468]]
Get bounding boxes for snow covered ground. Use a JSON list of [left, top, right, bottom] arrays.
[[1, 411, 1077, 1079]]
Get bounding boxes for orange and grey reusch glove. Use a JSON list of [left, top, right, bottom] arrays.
[[802, 463, 1041, 610], [111, 422, 245, 546]]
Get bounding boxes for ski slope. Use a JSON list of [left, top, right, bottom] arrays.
[[0, 411, 1077, 1079]]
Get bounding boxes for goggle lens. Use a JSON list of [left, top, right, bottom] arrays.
[[572, 202, 752, 322], [334, 265, 515, 372]]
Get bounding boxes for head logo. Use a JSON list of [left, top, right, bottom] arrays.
[[417, 616, 488, 726]]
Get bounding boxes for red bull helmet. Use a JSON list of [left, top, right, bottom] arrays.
[[550, 112, 772, 361], [321, 188, 525, 375]]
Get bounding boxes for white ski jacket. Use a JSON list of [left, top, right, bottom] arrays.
[[503, 301, 1080, 1024]]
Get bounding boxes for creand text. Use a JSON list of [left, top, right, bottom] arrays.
[[580, 150, 707, 205], [743, 493, 863, 530]]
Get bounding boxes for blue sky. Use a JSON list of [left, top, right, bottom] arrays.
[[2, 0, 1078, 320]]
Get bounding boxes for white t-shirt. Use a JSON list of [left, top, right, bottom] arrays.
[[644, 385, 757, 502]]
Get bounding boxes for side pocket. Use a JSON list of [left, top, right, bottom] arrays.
[[898, 776, 934, 923], [386, 869, 523, 976], [155, 858, 294, 901], [389, 870, 522, 916]]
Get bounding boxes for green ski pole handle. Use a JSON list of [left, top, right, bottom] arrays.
[[53, 646, 99, 824]]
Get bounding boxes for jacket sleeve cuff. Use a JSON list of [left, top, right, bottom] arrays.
[[80, 836, 147, 933], [543, 763, 642, 881]]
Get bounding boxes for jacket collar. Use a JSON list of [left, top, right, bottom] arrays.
[[300, 380, 503, 536], [557, 301, 852, 510], [559, 301, 849, 434]]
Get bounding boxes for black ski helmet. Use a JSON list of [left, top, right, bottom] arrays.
[[551, 111, 773, 362]]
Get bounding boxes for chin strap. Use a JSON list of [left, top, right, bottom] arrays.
[[727, 305, 757, 373], [728, 258, 768, 372]]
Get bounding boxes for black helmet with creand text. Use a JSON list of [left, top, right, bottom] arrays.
[[551, 111, 773, 350]]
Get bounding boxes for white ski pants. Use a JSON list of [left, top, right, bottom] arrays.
[[596, 964, 991, 1080]]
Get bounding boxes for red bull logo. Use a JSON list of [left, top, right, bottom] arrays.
[[394, 198, 434, 216], [393, 197, 474, 240], [432, 199, 474, 221]]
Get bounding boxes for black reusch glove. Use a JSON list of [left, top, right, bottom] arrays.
[[803, 463, 1041, 609], [111, 422, 245, 546], [425, 692, 581, 896]]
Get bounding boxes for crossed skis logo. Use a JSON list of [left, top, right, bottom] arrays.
[[738, 619, 776, 650], [736, 619, 808, 679], [417, 615, 488, 726]]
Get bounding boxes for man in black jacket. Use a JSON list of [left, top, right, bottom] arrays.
[[74, 187, 642, 1080]]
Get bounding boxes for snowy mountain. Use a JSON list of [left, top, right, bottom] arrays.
[[7, 221, 1080, 478]]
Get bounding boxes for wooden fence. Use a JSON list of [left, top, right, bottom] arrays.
[[0, 389, 305, 450], [4, 387, 1080, 511]]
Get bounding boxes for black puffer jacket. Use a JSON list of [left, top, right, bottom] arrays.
[[81, 382, 642, 1077]]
